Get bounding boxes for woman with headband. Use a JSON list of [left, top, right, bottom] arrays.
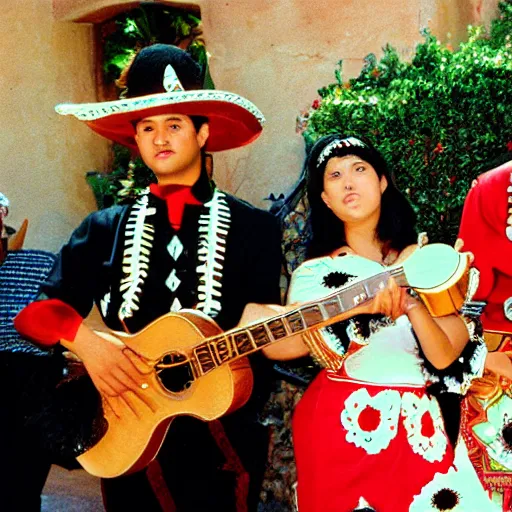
[[260, 134, 495, 511]]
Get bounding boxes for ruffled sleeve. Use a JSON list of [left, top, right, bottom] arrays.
[[420, 300, 487, 395], [287, 258, 354, 369]]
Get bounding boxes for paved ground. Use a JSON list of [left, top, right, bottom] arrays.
[[41, 465, 103, 511]]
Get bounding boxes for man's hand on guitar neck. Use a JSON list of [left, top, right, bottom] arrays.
[[61, 323, 153, 411]]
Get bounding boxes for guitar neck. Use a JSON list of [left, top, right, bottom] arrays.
[[191, 267, 408, 377]]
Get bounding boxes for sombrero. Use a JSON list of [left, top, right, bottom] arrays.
[[55, 44, 265, 152]]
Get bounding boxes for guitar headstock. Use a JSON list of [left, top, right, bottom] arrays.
[[400, 243, 472, 317], [400, 243, 471, 292]]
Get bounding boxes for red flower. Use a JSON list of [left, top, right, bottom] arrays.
[[421, 412, 435, 438], [449, 176, 457, 185], [358, 406, 381, 432], [408, 139, 415, 146], [371, 68, 381, 78], [433, 142, 444, 154], [507, 141, 512, 151], [311, 99, 321, 110]]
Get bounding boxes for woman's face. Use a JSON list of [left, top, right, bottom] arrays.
[[321, 155, 387, 225]]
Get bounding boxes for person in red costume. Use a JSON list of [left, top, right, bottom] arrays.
[[457, 160, 512, 510], [15, 44, 282, 511]]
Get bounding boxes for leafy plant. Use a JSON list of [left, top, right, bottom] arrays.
[[102, 4, 206, 87], [297, 0, 512, 244], [86, 146, 156, 208]]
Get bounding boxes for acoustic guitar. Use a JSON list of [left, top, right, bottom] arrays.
[[75, 243, 470, 478]]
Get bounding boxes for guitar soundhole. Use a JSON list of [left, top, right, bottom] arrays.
[[156, 352, 195, 393]]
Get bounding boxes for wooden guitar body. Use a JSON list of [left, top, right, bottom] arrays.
[[75, 243, 471, 478], [77, 310, 253, 478]]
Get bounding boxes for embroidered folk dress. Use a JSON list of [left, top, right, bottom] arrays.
[[288, 254, 497, 512]]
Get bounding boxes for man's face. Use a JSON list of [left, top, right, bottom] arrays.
[[134, 113, 209, 186]]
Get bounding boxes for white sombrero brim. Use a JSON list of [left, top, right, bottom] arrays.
[[55, 90, 265, 152]]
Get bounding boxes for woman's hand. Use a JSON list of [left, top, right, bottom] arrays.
[[364, 277, 413, 320]]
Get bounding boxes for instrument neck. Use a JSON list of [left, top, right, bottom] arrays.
[[188, 266, 408, 377]]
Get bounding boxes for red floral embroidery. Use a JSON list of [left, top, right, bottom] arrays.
[[421, 412, 435, 438], [358, 406, 382, 432]]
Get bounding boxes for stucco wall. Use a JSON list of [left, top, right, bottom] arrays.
[[0, 0, 109, 252], [3, 0, 500, 251], [203, 0, 499, 205]]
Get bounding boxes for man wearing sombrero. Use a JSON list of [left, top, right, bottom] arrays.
[[16, 44, 282, 511]]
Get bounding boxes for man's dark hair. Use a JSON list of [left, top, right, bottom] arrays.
[[190, 116, 208, 132]]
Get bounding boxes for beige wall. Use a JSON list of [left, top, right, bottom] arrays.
[[204, 0, 499, 204], [1, 0, 109, 252], [2, 0, 499, 251]]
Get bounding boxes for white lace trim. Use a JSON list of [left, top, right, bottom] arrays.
[[341, 388, 402, 455], [422, 337, 488, 394], [196, 190, 231, 318], [56, 90, 265, 125], [118, 188, 230, 323], [119, 192, 154, 321], [401, 392, 447, 463]]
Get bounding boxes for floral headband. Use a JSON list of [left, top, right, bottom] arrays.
[[316, 137, 367, 167]]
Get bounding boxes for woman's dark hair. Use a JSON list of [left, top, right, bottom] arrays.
[[306, 133, 417, 258]]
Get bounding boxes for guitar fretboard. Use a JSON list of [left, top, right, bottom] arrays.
[[190, 267, 407, 376]]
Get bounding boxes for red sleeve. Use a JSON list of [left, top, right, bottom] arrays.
[[458, 180, 495, 300], [14, 298, 83, 346]]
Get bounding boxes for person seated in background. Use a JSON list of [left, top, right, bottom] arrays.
[[0, 191, 58, 511], [457, 160, 512, 510]]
